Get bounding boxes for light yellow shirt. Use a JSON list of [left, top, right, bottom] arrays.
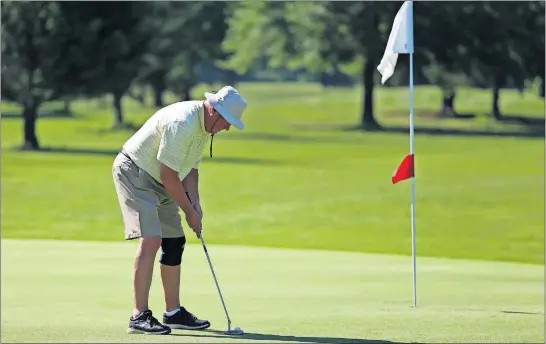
[[122, 101, 209, 183]]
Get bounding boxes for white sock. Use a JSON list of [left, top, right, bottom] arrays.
[[164, 308, 180, 316]]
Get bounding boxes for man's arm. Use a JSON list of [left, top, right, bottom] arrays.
[[182, 168, 199, 205], [160, 164, 195, 216], [155, 120, 202, 234], [182, 168, 202, 216], [156, 121, 194, 215]]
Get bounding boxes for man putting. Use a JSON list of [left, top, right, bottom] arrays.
[[112, 86, 247, 335]]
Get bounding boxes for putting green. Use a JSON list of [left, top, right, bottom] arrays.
[[1, 239, 543, 343]]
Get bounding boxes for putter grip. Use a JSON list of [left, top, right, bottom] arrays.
[[186, 191, 203, 239]]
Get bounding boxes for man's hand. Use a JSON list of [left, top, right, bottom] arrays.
[[160, 163, 202, 237], [185, 209, 202, 237]]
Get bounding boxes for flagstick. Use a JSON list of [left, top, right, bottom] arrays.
[[376, 0, 416, 308], [409, 51, 417, 309]]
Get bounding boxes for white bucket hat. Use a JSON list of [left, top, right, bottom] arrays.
[[204, 86, 247, 130]]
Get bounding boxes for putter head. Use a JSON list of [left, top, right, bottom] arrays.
[[225, 327, 244, 335]]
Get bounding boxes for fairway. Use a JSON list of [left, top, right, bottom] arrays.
[[1, 239, 543, 343], [1, 84, 544, 264]]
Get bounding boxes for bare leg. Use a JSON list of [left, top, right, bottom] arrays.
[[161, 264, 181, 312], [132, 236, 162, 318]]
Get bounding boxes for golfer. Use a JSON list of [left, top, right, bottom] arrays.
[[112, 86, 247, 335]]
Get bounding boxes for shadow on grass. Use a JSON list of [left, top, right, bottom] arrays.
[[223, 123, 544, 144], [382, 108, 477, 120], [1, 110, 74, 119], [220, 132, 364, 144], [501, 310, 544, 316], [290, 110, 545, 140], [169, 329, 417, 344], [18, 146, 284, 165], [495, 114, 546, 126], [94, 122, 142, 133], [341, 124, 544, 139], [384, 109, 545, 124]]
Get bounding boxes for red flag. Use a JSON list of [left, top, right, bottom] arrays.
[[392, 154, 414, 184]]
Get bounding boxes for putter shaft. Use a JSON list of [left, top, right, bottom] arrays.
[[200, 233, 232, 328], [186, 191, 233, 331]]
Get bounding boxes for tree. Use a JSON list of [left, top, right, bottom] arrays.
[[221, 1, 544, 128], [1, 1, 83, 149], [462, 2, 527, 119], [415, 2, 544, 119], [54, 1, 153, 128], [135, 1, 230, 107], [222, 1, 404, 129], [407, 2, 478, 117], [328, 2, 407, 129], [510, 1, 545, 100]]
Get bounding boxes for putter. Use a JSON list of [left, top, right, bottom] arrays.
[[185, 192, 243, 335], [197, 230, 243, 335]]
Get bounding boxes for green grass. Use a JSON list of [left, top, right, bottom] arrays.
[[1, 239, 543, 343], [1, 83, 544, 265], [1, 83, 544, 343]]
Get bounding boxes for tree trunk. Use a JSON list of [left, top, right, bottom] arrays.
[[225, 70, 238, 86], [63, 99, 71, 115], [180, 85, 191, 102], [112, 92, 123, 128], [538, 75, 545, 98], [179, 55, 197, 102], [22, 105, 39, 150], [319, 72, 330, 88], [492, 70, 504, 120], [154, 85, 164, 108], [439, 91, 456, 117], [361, 58, 380, 130], [492, 85, 501, 120], [150, 70, 166, 107]]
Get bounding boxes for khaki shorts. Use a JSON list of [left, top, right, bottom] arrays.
[[112, 152, 184, 240]]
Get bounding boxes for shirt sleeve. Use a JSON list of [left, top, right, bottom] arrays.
[[157, 121, 193, 172]]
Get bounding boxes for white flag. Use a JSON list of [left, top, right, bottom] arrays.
[[377, 1, 414, 84]]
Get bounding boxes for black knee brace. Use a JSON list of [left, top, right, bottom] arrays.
[[159, 236, 186, 266]]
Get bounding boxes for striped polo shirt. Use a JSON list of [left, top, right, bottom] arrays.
[[122, 101, 210, 183]]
